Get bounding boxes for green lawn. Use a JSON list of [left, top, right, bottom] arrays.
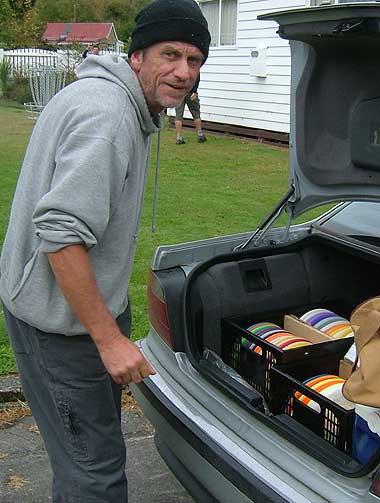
[[0, 99, 291, 374]]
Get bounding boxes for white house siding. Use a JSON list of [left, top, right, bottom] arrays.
[[195, 0, 307, 134]]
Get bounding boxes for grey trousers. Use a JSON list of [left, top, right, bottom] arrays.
[[2, 304, 131, 503]]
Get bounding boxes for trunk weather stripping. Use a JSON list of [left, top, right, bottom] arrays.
[[233, 185, 296, 251]]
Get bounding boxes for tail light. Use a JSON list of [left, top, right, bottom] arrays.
[[370, 468, 380, 497], [147, 270, 173, 348]]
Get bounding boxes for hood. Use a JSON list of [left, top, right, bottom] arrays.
[[76, 54, 161, 135], [259, 4, 380, 217]]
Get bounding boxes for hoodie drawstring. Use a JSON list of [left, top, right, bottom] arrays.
[[151, 130, 161, 233]]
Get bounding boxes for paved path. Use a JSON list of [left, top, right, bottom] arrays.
[[0, 389, 195, 503]]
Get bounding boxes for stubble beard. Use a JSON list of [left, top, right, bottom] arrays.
[[156, 93, 185, 109]]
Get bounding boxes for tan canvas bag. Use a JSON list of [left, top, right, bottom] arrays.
[[342, 297, 380, 407]]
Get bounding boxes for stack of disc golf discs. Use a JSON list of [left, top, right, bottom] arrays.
[[300, 308, 354, 339], [295, 374, 354, 413], [242, 322, 312, 356]]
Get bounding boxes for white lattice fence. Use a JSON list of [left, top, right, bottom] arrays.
[[0, 48, 59, 77]]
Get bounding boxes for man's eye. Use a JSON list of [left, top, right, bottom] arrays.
[[189, 58, 202, 67]]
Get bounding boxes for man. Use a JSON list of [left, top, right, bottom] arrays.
[[92, 44, 100, 55], [175, 74, 207, 144], [82, 44, 100, 59], [0, 0, 210, 501]]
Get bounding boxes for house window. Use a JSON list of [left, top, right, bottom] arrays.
[[200, 0, 237, 47]]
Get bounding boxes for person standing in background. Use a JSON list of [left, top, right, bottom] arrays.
[[82, 43, 100, 59], [175, 74, 207, 144]]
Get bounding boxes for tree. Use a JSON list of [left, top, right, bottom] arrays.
[[1, 0, 41, 48], [8, 0, 36, 17], [9, 7, 43, 47], [105, 0, 150, 43], [34, 0, 79, 22], [0, 0, 14, 47]]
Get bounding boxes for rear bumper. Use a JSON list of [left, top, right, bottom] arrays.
[[154, 433, 219, 503], [133, 376, 288, 503]]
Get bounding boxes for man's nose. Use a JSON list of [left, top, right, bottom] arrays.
[[173, 58, 192, 81]]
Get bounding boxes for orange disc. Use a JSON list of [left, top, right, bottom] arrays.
[[300, 378, 344, 406]]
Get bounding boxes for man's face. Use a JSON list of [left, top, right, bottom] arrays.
[[130, 41, 203, 115], [92, 47, 100, 55]]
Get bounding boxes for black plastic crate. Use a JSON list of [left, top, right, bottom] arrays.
[[221, 317, 353, 404], [270, 361, 355, 454]]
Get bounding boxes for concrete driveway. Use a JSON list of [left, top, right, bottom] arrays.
[[0, 386, 195, 503]]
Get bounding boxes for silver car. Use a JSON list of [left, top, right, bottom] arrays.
[[132, 4, 380, 502]]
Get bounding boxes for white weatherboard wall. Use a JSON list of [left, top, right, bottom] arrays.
[[196, 0, 306, 134]]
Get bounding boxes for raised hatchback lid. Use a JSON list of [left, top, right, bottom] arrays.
[[259, 4, 380, 217]]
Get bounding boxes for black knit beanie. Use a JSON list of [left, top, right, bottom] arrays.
[[128, 0, 211, 62]]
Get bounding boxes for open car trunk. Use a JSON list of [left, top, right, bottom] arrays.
[[184, 232, 380, 476], [183, 4, 380, 477]]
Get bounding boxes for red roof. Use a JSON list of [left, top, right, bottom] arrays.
[[43, 23, 115, 43]]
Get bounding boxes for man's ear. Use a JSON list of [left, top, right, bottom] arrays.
[[130, 51, 144, 73]]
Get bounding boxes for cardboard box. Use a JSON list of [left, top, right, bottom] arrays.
[[339, 359, 354, 380], [283, 315, 356, 379], [283, 314, 336, 343]]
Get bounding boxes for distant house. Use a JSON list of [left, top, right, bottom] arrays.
[[42, 22, 124, 53]]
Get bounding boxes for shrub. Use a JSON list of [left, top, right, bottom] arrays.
[[4, 72, 32, 104], [0, 58, 11, 96], [65, 69, 77, 86]]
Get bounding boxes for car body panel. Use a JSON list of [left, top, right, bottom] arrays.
[[133, 332, 374, 503], [151, 224, 312, 272], [133, 377, 281, 503], [259, 3, 380, 25]]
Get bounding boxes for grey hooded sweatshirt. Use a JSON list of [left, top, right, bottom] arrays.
[[0, 55, 161, 335]]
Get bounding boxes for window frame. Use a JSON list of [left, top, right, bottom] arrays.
[[199, 0, 238, 48]]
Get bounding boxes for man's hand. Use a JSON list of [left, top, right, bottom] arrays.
[[97, 332, 156, 384], [47, 245, 156, 384]]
